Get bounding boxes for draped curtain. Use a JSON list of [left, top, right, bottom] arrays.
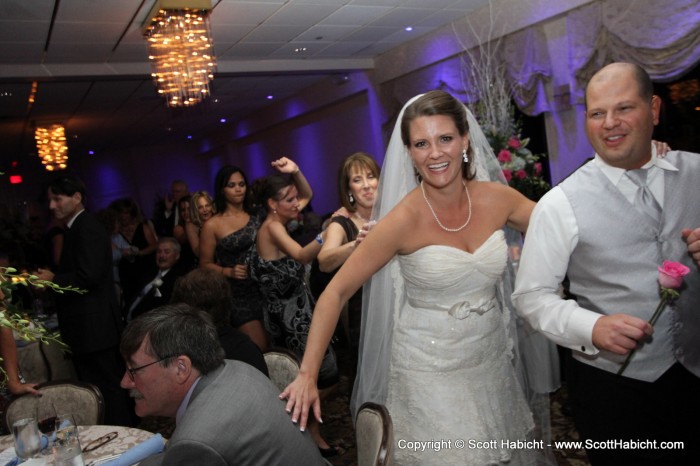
[[568, 0, 700, 102], [383, 0, 700, 123]]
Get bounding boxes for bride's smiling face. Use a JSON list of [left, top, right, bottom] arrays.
[[408, 114, 468, 187]]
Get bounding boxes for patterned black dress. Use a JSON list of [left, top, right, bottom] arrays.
[[249, 251, 339, 389], [215, 213, 265, 327]]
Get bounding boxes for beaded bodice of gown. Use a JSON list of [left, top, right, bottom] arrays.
[[388, 230, 537, 465]]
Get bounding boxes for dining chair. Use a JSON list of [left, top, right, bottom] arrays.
[[356, 401, 394, 466], [263, 348, 300, 393], [3, 379, 105, 431]]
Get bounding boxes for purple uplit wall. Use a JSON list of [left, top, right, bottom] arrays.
[[204, 91, 381, 217], [71, 74, 385, 219]]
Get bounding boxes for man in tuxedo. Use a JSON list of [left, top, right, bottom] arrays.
[[121, 304, 327, 466], [152, 179, 188, 237], [125, 237, 186, 321], [35, 175, 135, 426], [513, 63, 700, 464]]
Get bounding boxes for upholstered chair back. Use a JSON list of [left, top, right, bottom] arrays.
[[4, 380, 104, 431], [356, 402, 393, 466], [263, 348, 300, 392]]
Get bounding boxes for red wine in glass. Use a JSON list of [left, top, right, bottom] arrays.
[[38, 416, 57, 434]]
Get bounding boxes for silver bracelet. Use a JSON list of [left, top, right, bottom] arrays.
[[315, 234, 324, 245]]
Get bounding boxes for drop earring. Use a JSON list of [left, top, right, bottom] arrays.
[[349, 193, 354, 204], [462, 148, 469, 163]]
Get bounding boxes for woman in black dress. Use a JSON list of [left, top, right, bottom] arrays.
[[310, 152, 380, 358], [199, 166, 267, 351]]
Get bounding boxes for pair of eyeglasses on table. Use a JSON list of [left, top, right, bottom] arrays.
[[82, 431, 118, 453]]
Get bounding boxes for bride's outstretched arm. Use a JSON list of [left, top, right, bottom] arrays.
[[280, 208, 407, 430]]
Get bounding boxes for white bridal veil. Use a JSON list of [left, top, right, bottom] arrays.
[[350, 93, 559, 463]]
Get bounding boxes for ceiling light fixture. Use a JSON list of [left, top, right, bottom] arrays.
[[35, 124, 68, 171], [142, 0, 217, 107]]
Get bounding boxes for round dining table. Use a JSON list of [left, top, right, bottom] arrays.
[[0, 424, 157, 465]]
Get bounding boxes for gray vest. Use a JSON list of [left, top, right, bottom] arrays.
[[560, 151, 700, 381]]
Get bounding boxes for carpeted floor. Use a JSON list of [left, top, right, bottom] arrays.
[[140, 344, 591, 465]]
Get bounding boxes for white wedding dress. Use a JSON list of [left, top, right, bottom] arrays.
[[386, 230, 538, 465]]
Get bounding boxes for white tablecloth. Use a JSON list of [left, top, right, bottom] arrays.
[[0, 425, 157, 465]]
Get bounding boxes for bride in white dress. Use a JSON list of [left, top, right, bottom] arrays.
[[282, 90, 554, 465]]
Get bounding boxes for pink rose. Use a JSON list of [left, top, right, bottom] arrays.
[[497, 149, 512, 163], [507, 137, 521, 149], [515, 169, 527, 180], [534, 162, 542, 175], [502, 169, 512, 182], [657, 260, 690, 289]]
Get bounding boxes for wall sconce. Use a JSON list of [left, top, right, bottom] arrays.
[[35, 124, 68, 171], [142, 0, 216, 107]]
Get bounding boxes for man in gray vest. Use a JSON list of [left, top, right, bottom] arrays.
[[513, 62, 700, 465]]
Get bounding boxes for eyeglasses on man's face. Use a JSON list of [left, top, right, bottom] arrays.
[[126, 355, 175, 382]]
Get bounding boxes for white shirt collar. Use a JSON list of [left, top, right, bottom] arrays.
[[593, 143, 678, 187], [66, 209, 85, 229]]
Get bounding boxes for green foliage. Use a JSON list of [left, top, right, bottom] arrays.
[[0, 267, 76, 379]]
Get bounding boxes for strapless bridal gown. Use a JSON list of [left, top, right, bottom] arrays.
[[387, 231, 538, 465]]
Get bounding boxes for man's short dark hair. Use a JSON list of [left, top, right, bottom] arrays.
[[47, 174, 87, 202], [171, 269, 231, 328], [120, 303, 224, 374]]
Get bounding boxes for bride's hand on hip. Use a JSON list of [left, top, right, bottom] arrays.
[[280, 373, 321, 431]]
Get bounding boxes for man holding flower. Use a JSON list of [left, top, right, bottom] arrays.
[[513, 62, 700, 465]]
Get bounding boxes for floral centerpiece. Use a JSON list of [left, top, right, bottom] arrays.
[[486, 126, 551, 201], [0, 267, 76, 382]]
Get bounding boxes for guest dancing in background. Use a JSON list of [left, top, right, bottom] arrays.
[[172, 195, 197, 271], [185, 190, 215, 259], [309, 152, 380, 361], [110, 197, 158, 314], [199, 166, 267, 351], [282, 91, 556, 465], [248, 157, 341, 458]]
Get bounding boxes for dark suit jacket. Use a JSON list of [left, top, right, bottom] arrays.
[[152, 204, 178, 238], [53, 210, 123, 355], [126, 262, 187, 320], [140, 361, 327, 466]]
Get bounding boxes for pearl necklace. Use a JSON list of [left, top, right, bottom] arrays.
[[420, 180, 472, 232]]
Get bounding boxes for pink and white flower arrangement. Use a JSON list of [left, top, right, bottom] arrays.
[[486, 127, 550, 201]]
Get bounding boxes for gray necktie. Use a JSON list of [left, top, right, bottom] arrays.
[[625, 169, 661, 223]]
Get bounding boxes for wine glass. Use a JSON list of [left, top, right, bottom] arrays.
[[12, 417, 42, 461], [53, 414, 85, 466], [37, 403, 57, 435]]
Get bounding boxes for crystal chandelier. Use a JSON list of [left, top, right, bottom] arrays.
[[35, 125, 68, 171], [143, 0, 216, 107]]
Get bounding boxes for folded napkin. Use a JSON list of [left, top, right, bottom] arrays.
[[100, 434, 165, 466]]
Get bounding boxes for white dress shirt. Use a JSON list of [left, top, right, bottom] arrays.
[[512, 145, 678, 355]]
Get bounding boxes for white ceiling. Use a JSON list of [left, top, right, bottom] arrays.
[[0, 0, 488, 166]]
